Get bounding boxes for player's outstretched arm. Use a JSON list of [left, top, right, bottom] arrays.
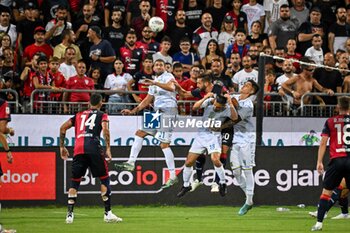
[[59, 119, 73, 160], [102, 121, 112, 162], [317, 136, 328, 175], [225, 94, 238, 122], [122, 94, 154, 115], [144, 79, 176, 92]]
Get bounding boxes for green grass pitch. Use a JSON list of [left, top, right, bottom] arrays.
[[1, 205, 349, 232]]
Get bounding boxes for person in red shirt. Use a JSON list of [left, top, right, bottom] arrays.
[[285, 38, 302, 73], [63, 60, 94, 113], [59, 93, 122, 224], [48, 56, 66, 101], [135, 26, 160, 55], [179, 64, 201, 115], [0, 97, 14, 181], [311, 96, 350, 231], [22, 26, 53, 68]]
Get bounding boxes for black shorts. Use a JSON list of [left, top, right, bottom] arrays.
[[221, 126, 233, 147], [71, 153, 108, 179], [323, 156, 350, 190]]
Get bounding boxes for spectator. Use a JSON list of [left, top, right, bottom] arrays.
[[225, 52, 242, 77], [192, 12, 218, 59], [12, 0, 40, 23], [202, 39, 225, 71], [281, 57, 334, 107], [179, 64, 201, 115], [89, 67, 103, 90], [232, 55, 258, 91], [273, 47, 286, 76], [135, 25, 160, 55], [211, 58, 234, 92], [268, 4, 299, 52], [166, 10, 193, 56], [104, 7, 128, 57], [312, 0, 337, 28], [313, 53, 342, 105], [276, 59, 296, 100], [225, 0, 248, 34], [40, 0, 71, 24], [205, 0, 228, 32], [88, 0, 105, 24], [88, 26, 116, 83], [53, 29, 82, 62], [74, 3, 100, 67], [285, 38, 302, 72], [48, 56, 66, 101], [172, 62, 187, 85], [0, 34, 11, 57], [218, 15, 235, 54], [151, 0, 183, 32], [184, 0, 205, 33], [16, 2, 44, 51], [59, 47, 77, 80], [0, 7, 17, 48], [305, 34, 324, 66], [241, 0, 265, 34], [104, 58, 132, 114], [248, 44, 259, 69], [127, 55, 153, 103], [153, 36, 172, 64], [345, 38, 350, 55], [297, 7, 327, 55], [131, 0, 151, 39], [45, 5, 72, 47], [226, 28, 250, 59], [338, 62, 349, 81], [22, 26, 53, 68], [2, 48, 15, 74], [172, 37, 200, 75], [126, 0, 150, 26], [336, 51, 350, 67], [264, 69, 279, 103], [263, 0, 288, 33], [104, 0, 126, 27], [290, 0, 309, 27], [120, 29, 144, 75], [246, 20, 268, 49], [63, 60, 94, 113], [328, 6, 350, 55]]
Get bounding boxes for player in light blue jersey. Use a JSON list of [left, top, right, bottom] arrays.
[[229, 80, 259, 216], [177, 93, 239, 197], [114, 59, 178, 189]]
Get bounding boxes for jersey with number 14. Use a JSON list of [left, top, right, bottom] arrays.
[[70, 109, 109, 156], [322, 115, 350, 159]]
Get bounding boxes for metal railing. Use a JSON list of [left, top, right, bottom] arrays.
[[300, 93, 350, 117], [0, 89, 20, 113], [263, 93, 290, 117]]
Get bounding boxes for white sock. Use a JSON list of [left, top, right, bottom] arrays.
[[244, 169, 255, 205], [183, 166, 192, 187], [162, 147, 176, 179], [315, 222, 322, 228], [128, 136, 143, 164], [232, 168, 246, 193], [214, 165, 226, 184]]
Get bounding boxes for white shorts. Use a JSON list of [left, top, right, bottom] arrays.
[[189, 132, 222, 155], [142, 129, 173, 144], [230, 142, 255, 169]]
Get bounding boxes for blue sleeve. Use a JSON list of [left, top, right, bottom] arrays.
[[103, 40, 116, 57], [192, 33, 201, 46], [226, 44, 232, 59]]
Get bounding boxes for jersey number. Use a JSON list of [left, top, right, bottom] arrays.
[[334, 123, 350, 145], [80, 114, 97, 131]]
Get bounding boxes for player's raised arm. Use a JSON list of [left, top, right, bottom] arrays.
[[122, 94, 155, 115], [59, 119, 73, 160], [225, 94, 238, 121], [193, 92, 214, 111], [102, 120, 112, 162]]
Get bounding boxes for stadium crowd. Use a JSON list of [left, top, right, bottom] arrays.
[[0, 0, 349, 116]]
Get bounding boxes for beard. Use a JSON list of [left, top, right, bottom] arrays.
[[280, 16, 290, 21]]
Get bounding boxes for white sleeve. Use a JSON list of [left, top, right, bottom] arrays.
[[200, 98, 213, 109], [104, 76, 111, 89], [125, 73, 133, 82], [232, 73, 239, 84]]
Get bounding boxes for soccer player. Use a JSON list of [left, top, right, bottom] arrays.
[[115, 59, 178, 189], [59, 94, 122, 224], [177, 93, 238, 198], [0, 97, 14, 182], [229, 80, 260, 215], [311, 96, 350, 231]]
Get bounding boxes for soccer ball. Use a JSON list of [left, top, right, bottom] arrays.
[[149, 17, 164, 33]]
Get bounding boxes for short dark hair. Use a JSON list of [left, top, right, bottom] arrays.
[[61, 29, 72, 40], [338, 96, 350, 111], [300, 56, 315, 70], [173, 62, 183, 69], [246, 79, 260, 95], [216, 95, 227, 105], [161, 35, 172, 43], [180, 37, 190, 44], [280, 4, 289, 9], [198, 73, 212, 83], [90, 94, 103, 106]]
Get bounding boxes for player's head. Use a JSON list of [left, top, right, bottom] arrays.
[[197, 73, 212, 91], [90, 93, 103, 108], [241, 80, 259, 96], [337, 96, 350, 113], [213, 95, 227, 112], [153, 59, 166, 75]]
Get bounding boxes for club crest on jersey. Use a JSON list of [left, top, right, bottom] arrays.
[[85, 79, 89, 85], [143, 110, 162, 129]]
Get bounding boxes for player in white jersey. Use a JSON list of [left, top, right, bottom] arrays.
[[114, 59, 178, 189], [229, 80, 259, 215], [177, 93, 238, 198]]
